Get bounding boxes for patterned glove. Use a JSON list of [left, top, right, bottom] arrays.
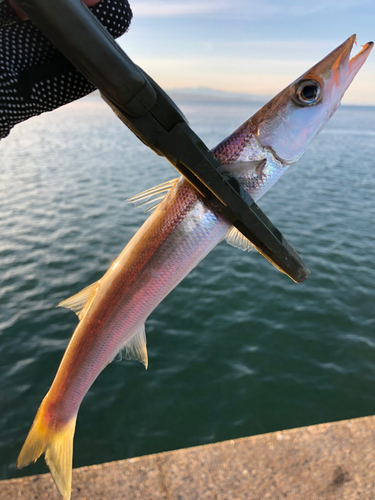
[[0, 0, 132, 139]]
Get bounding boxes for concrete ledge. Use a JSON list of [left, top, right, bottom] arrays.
[[1, 415, 375, 499]]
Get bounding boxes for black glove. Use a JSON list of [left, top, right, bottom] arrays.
[[0, 0, 132, 139]]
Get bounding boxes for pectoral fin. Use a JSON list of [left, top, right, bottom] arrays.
[[218, 160, 266, 177], [120, 325, 148, 369], [57, 282, 99, 320]]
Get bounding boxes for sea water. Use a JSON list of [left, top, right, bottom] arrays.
[[0, 95, 374, 480]]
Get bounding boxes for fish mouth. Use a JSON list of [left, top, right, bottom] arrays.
[[348, 37, 374, 77], [338, 34, 373, 84], [307, 34, 373, 89]]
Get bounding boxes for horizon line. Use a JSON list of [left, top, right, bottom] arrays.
[[165, 87, 375, 107]]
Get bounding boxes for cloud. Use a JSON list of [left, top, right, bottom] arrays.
[[132, 1, 230, 17], [238, 0, 371, 17], [131, 0, 372, 19], [125, 50, 375, 105]]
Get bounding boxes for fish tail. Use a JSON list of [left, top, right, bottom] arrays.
[[17, 405, 77, 500]]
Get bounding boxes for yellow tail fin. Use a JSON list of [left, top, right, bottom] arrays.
[[17, 407, 77, 500]]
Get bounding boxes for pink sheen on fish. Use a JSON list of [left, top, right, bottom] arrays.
[[16, 36, 372, 500]]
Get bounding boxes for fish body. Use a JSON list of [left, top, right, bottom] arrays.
[[17, 36, 372, 499], [44, 178, 231, 422]]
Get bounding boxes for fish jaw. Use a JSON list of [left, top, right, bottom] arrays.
[[250, 35, 373, 164]]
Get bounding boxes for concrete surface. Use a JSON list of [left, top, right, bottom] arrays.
[[1, 415, 375, 499]]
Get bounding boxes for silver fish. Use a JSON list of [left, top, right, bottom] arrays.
[[17, 35, 372, 500]]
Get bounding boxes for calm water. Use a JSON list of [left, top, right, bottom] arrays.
[[0, 96, 374, 481]]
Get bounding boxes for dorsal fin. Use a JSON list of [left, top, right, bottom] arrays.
[[119, 325, 148, 369], [225, 226, 254, 252], [127, 178, 179, 212], [57, 282, 99, 320]]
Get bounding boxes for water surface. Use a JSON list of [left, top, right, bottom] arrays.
[[0, 96, 374, 480]]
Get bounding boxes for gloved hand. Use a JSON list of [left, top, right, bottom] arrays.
[[0, 0, 132, 139]]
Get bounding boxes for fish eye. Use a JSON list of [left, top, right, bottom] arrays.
[[294, 80, 321, 106]]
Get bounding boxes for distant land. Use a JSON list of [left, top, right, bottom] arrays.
[[86, 89, 373, 108], [166, 87, 270, 103]]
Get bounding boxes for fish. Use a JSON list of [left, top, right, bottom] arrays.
[[17, 35, 372, 500]]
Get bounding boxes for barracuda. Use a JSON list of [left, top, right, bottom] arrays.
[[17, 35, 372, 500]]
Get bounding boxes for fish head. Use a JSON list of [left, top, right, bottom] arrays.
[[252, 35, 373, 164]]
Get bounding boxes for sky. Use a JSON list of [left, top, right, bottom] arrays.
[[117, 0, 375, 105]]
